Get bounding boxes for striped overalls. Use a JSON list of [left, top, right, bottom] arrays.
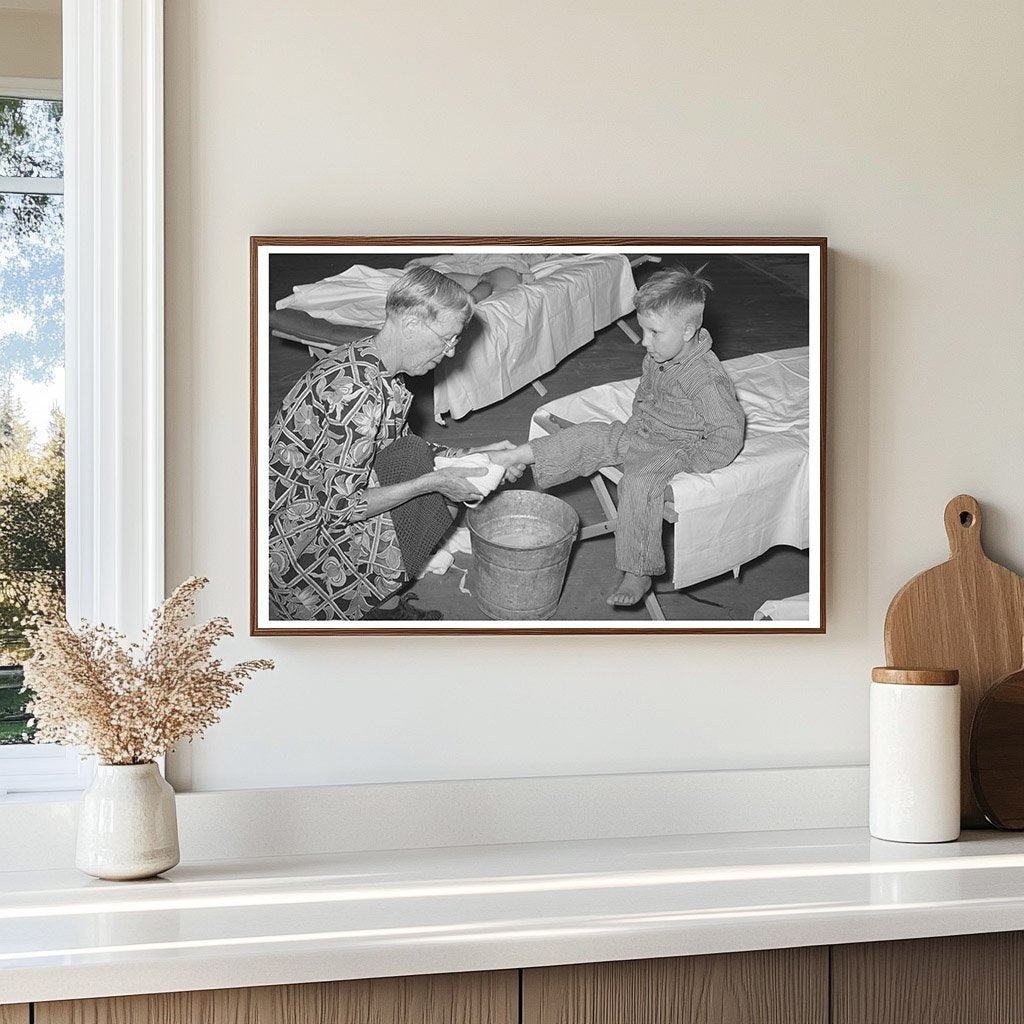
[[532, 331, 745, 577]]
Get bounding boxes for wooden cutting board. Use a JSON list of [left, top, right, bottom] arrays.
[[884, 494, 1024, 827]]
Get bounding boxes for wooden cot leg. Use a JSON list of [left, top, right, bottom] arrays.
[[643, 586, 667, 621], [532, 380, 549, 397], [579, 521, 616, 541], [434, 412, 447, 427], [591, 474, 618, 525], [617, 318, 641, 345], [732, 565, 741, 579], [589, 475, 666, 622]]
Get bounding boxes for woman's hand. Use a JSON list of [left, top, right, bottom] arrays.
[[427, 466, 489, 502], [460, 440, 527, 482], [487, 445, 529, 483]]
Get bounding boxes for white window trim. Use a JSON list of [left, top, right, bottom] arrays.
[[0, 175, 64, 194], [64, 0, 164, 632], [0, 744, 93, 796], [0, 1, 165, 797], [0, 76, 62, 101]]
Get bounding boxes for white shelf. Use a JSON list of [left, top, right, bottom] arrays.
[[4, 826, 1024, 1004]]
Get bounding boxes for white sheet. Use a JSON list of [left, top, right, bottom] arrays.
[[276, 254, 637, 419], [529, 347, 811, 590], [277, 265, 404, 327], [754, 592, 811, 621]]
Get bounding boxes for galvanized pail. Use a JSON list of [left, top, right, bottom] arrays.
[[467, 491, 579, 620]]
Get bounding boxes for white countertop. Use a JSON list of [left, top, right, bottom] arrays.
[[4, 826, 1024, 1004]]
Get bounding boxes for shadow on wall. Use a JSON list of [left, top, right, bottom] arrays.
[[830, 250, 873, 634]]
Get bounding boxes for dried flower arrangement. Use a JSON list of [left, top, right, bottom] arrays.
[[22, 577, 273, 765]]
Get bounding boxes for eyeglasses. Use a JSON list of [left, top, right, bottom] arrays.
[[424, 322, 461, 357]]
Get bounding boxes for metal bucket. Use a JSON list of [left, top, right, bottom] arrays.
[[467, 490, 579, 620]]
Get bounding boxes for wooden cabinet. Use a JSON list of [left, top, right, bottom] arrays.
[[13, 933, 1024, 1023], [34, 971, 517, 1024], [831, 932, 1024, 1024], [522, 948, 828, 1024]]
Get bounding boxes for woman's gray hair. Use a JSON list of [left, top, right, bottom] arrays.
[[385, 265, 473, 325]]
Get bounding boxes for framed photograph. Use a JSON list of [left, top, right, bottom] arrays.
[[251, 237, 826, 635]]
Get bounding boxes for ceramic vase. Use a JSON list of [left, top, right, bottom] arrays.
[[76, 762, 180, 880]]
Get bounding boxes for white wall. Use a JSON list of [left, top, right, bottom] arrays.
[[163, 1, 1024, 792]]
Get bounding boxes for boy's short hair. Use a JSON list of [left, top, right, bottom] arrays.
[[635, 266, 713, 318], [385, 265, 473, 326]]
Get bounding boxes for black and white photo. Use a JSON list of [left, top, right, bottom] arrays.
[[250, 238, 826, 634]]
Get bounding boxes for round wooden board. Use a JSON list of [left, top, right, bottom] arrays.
[[971, 664, 1024, 829]]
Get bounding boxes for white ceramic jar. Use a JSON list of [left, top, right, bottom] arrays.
[[76, 762, 180, 880], [870, 667, 961, 843]]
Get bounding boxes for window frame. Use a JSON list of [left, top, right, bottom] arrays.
[[0, 76, 64, 193], [0, 76, 61, 102], [0, 0, 165, 797], [0, 76, 74, 795]]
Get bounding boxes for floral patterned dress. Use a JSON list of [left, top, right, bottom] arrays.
[[267, 338, 445, 621]]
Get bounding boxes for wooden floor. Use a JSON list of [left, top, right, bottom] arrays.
[[266, 254, 812, 622]]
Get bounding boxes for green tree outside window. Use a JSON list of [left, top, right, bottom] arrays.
[[0, 95, 65, 743]]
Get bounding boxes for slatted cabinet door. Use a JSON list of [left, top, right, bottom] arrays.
[[35, 971, 518, 1024], [832, 933, 1024, 1024], [522, 949, 828, 1024], [0, 1007, 30, 1024]]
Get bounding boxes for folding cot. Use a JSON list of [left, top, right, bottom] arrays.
[[270, 253, 637, 420], [529, 346, 812, 620]]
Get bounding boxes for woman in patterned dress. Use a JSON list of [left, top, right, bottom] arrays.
[[268, 267, 520, 621]]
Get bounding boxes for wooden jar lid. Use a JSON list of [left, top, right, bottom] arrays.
[[871, 667, 960, 686]]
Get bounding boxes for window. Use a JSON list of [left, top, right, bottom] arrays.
[[0, 79, 83, 795], [0, 89, 65, 719], [0, 89, 66, 719], [1, 5, 166, 798]]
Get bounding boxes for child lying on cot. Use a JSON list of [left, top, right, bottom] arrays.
[[490, 267, 746, 607], [442, 266, 532, 302]]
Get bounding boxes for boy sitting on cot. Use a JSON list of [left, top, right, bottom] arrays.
[[490, 267, 746, 607]]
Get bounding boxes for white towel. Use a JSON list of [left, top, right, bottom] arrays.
[[417, 526, 473, 578], [433, 453, 505, 506], [753, 593, 811, 622]]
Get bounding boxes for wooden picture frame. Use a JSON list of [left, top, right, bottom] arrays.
[[251, 237, 826, 634]]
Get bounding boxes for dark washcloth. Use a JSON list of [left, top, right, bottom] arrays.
[[372, 434, 453, 579]]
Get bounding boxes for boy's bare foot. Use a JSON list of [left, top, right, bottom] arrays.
[[607, 572, 652, 607]]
